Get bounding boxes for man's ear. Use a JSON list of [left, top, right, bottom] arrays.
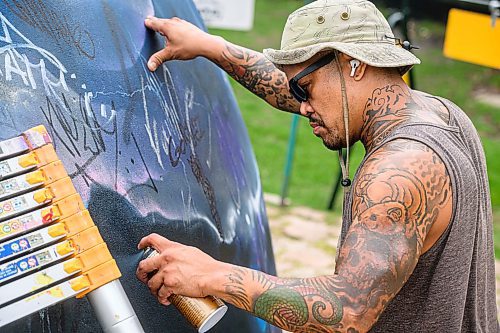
[[340, 53, 367, 81], [352, 61, 367, 81]]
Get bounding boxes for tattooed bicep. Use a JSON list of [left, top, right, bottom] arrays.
[[331, 140, 451, 326], [350, 139, 451, 252]]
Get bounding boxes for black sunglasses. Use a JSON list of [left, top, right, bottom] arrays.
[[288, 53, 336, 103]]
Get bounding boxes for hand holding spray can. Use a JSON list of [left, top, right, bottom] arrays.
[[141, 247, 227, 333]]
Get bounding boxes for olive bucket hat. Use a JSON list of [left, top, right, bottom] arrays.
[[263, 0, 420, 75]]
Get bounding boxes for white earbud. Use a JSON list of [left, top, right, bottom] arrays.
[[349, 59, 361, 77]]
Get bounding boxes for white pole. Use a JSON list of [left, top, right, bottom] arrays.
[[87, 280, 145, 333]]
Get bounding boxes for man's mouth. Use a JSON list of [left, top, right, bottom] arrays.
[[309, 121, 322, 135]]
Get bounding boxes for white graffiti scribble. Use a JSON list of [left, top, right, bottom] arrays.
[[0, 11, 116, 141], [0, 12, 68, 96], [141, 62, 195, 171]]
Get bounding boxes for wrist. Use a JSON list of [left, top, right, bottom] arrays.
[[202, 260, 233, 299], [201, 35, 227, 62], [200, 259, 230, 298]]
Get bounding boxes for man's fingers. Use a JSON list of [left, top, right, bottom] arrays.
[[138, 233, 167, 250], [147, 47, 173, 71], [147, 270, 164, 294], [138, 233, 182, 251], [136, 255, 160, 283], [144, 16, 168, 33], [157, 285, 172, 306], [136, 234, 183, 284], [144, 16, 176, 71]]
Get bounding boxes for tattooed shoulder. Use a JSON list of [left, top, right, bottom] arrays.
[[351, 138, 452, 256], [327, 139, 452, 330]]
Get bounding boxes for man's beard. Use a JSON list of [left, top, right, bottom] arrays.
[[321, 129, 344, 151], [308, 116, 345, 151]]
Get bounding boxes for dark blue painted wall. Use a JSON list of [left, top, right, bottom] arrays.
[[0, 0, 278, 332]]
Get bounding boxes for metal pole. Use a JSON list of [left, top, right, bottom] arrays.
[[87, 280, 144, 333], [280, 114, 300, 206], [458, 0, 490, 6]]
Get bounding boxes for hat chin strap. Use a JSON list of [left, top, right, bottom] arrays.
[[333, 50, 351, 188]]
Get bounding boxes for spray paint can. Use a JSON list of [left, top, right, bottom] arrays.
[[141, 248, 228, 333]]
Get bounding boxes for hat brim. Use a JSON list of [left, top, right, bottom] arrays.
[[263, 42, 420, 75]]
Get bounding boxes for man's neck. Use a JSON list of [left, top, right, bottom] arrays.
[[359, 84, 414, 153]]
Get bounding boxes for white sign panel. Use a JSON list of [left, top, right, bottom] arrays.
[[193, 0, 255, 31]]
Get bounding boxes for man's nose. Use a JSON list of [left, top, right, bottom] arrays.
[[299, 101, 313, 117]]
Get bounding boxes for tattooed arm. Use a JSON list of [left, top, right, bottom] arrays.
[[144, 16, 300, 112], [137, 140, 452, 332], [214, 42, 300, 112], [212, 140, 451, 332]]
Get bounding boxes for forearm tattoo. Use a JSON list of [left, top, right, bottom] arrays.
[[217, 43, 300, 112], [223, 268, 344, 332]]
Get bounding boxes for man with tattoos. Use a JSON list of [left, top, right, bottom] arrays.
[[137, 0, 498, 332]]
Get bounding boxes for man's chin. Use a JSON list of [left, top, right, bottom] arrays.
[[313, 131, 344, 150], [321, 135, 345, 151], [322, 139, 341, 151]]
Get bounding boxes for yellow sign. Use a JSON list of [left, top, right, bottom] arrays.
[[444, 9, 500, 70]]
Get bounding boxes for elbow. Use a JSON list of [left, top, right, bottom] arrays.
[[340, 311, 379, 332]]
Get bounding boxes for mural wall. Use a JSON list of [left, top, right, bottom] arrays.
[[0, 0, 278, 332]]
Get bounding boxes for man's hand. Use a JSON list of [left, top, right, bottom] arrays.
[[144, 16, 224, 71], [144, 16, 299, 112], [136, 233, 222, 305]]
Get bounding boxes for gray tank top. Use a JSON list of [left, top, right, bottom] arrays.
[[339, 95, 498, 332]]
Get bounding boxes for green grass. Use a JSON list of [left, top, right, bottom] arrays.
[[210, 0, 500, 254]]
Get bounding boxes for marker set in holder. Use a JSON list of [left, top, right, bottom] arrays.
[[0, 126, 122, 327]]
